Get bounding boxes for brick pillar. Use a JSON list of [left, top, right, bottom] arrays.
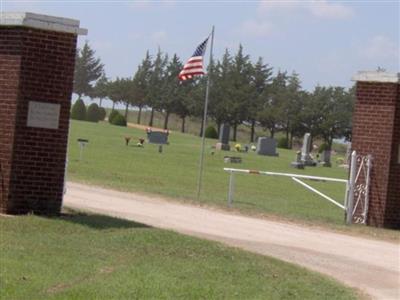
[[0, 12, 86, 215], [351, 71, 400, 229]]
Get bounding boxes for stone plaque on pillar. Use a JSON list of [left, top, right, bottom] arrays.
[[27, 101, 61, 129]]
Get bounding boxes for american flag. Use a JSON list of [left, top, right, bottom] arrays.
[[178, 37, 209, 81]]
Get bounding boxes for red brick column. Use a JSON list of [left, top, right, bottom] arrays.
[[0, 13, 86, 215], [351, 72, 400, 229]]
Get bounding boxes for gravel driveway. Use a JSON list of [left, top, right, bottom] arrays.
[[64, 182, 399, 300]]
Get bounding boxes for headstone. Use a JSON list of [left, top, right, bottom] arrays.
[[216, 123, 230, 151], [219, 124, 230, 144], [321, 150, 331, 167], [256, 137, 279, 156], [301, 133, 316, 166], [147, 131, 168, 144], [291, 151, 304, 169]]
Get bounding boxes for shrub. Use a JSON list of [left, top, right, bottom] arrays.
[[318, 143, 330, 153], [277, 137, 288, 149], [111, 113, 127, 127], [205, 126, 218, 139], [108, 110, 119, 123], [71, 99, 86, 120], [98, 107, 106, 121], [86, 103, 100, 122]]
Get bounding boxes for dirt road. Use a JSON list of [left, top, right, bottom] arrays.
[[64, 182, 399, 300]]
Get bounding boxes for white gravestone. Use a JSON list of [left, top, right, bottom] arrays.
[[301, 133, 316, 166], [27, 101, 60, 129]]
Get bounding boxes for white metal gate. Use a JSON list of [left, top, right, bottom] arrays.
[[345, 151, 372, 224], [224, 151, 372, 225]]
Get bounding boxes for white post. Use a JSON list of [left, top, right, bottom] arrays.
[[346, 150, 357, 225], [228, 171, 234, 207], [363, 155, 372, 224], [79, 144, 83, 161]]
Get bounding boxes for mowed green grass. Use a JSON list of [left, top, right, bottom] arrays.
[[0, 213, 357, 300], [68, 120, 348, 225]]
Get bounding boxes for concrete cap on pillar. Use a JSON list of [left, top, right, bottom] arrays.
[[352, 71, 400, 83], [0, 12, 87, 35]]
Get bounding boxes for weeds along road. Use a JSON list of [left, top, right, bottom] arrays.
[[64, 182, 399, 300]]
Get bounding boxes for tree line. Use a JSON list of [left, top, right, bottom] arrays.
[[73, 41, 354, 150]]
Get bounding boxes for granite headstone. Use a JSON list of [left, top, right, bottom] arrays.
[[256, 137, 278, 156]]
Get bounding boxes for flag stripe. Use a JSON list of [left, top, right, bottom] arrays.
[[179, 37, 209, 81]]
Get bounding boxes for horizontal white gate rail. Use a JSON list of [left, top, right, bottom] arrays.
[[223, 151, 372, 225], [223, 168, 347, 210]]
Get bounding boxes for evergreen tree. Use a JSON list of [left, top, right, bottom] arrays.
[[281, 71, 303, 148], [161, 54, 184, 129], [92, 73, 109, 107], [313, 86, 353, 150], [107, 78, 123, 111], [230, 45, 254, 141], [147, 49, 168, 127], [132, 51, 152, 124], [258, 71, 287, 138], [73, 41, 104, 99], [249, 57, 273, 142], [208, 50, 233, 137]]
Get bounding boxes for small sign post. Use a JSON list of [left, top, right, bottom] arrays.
[[77, 138, 89, 161]]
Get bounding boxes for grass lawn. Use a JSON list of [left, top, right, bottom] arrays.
[[68, 121, 349, 224], [0, 212, 357, 299], [66, 120, 399, 241]]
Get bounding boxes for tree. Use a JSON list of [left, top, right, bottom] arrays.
[[147, 49, 168, 127], [92, 73, 109, 107], [313, 86, 354, 150], [208, 50, 232, 137], [132, 51, 152, 124], [258, 71, 287, 138], [229, 45, 254, 141], [248, 57, 273, 142], [73, 41, 104, 99], [111, 77, 135, 121], [160, 54, 183, 129], [107, 78, 123, 111], [280, 71, 303, 148]]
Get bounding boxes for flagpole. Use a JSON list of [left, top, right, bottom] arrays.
[[196, 26, 215, 201]]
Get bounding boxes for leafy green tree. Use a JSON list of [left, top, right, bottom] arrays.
[[92, 73, 109, 107], [73, 41, 104, 99]]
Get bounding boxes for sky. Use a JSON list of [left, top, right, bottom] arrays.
[[2, 0, 399, 92]]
